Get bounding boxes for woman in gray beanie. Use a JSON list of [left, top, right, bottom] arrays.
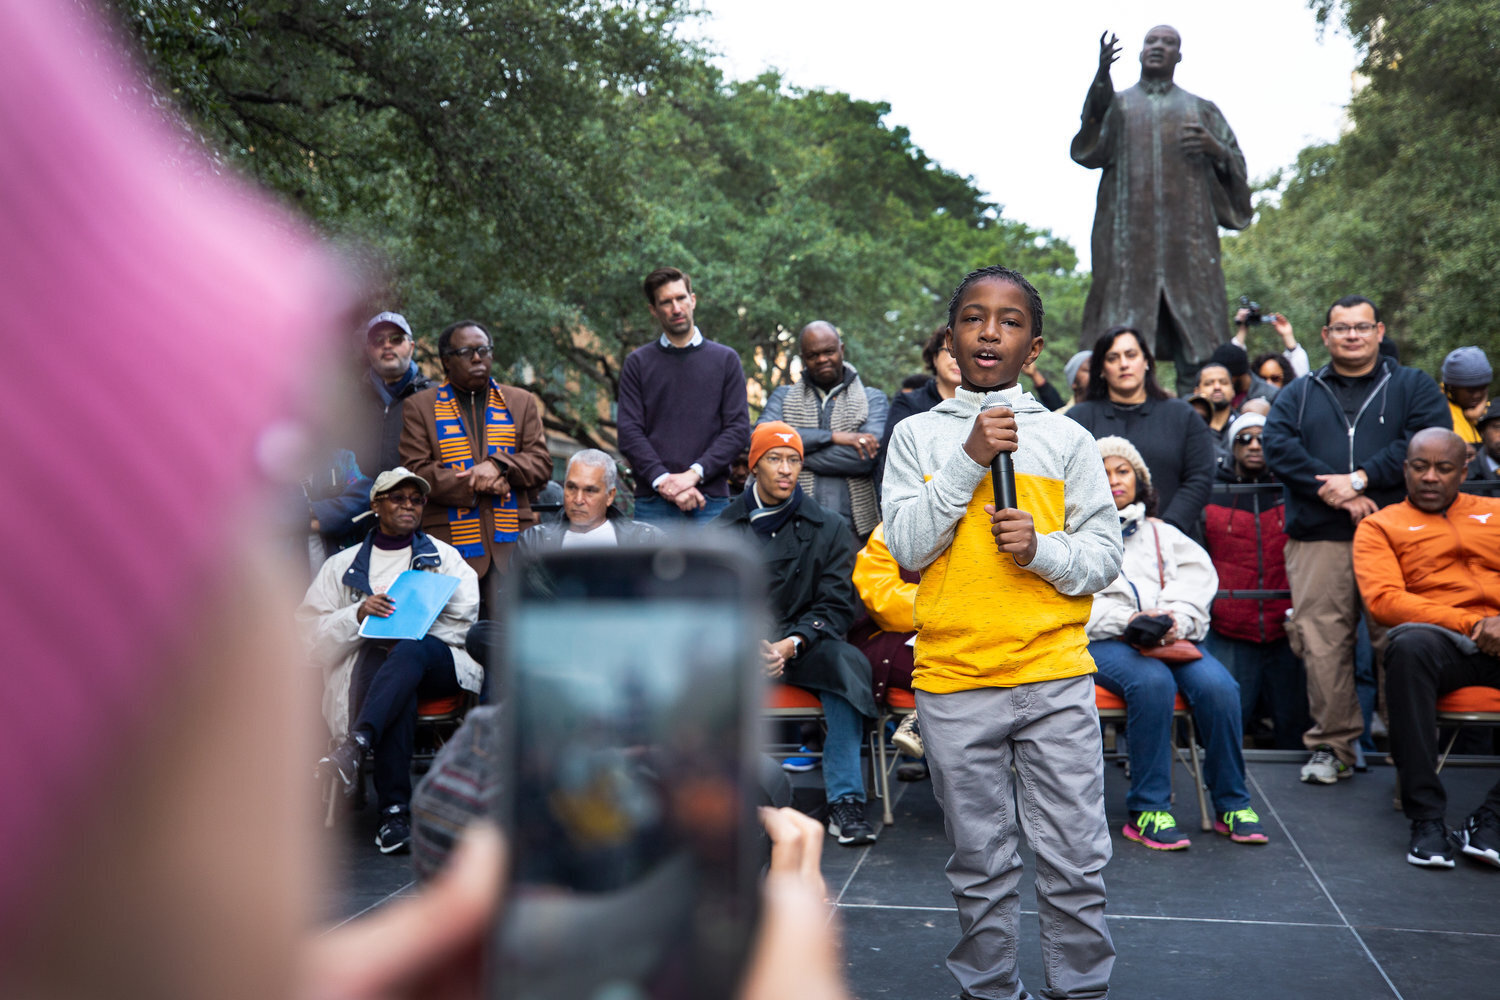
[[1060, 350, 1092, 413]]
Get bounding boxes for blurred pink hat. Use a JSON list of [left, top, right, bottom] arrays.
[[0, 1, 347, 939]]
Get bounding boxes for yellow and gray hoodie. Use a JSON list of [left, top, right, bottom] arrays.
[[882, 385, 1123, 693]]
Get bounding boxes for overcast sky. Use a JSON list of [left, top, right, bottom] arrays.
[[688, 0, 1361, 271]]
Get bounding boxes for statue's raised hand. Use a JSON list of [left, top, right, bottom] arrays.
[[1097, 31, 1120, 77]]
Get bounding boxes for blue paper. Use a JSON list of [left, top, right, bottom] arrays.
[[357, 570, 460, 641]]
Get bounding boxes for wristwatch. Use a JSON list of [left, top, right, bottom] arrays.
[[789, 635, 804, 658], [1349, 471, 1366, 492]]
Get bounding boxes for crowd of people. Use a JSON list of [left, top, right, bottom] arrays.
[[24, 1, 1500, 995], [301, 259, 1500, 876], [298, 259, 1500, 997]]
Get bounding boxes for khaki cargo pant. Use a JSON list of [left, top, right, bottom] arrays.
[[1283, 538, 1387, 766]]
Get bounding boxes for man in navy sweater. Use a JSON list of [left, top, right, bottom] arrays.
[[617, 266, 751, 525]]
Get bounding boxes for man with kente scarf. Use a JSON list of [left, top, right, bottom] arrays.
[[400, 319, 552, 604], [715, 422, 879, 847]]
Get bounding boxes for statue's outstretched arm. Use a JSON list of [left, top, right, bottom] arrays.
[[1071, 31, 1118, 164]]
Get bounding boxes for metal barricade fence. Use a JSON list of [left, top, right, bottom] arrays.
[[1207, 478, 1500, 604]]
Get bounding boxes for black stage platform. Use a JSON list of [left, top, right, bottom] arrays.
[[322, 758, 1500, 999]]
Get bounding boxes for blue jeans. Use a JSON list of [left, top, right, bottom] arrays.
[[1355, 617, 1378, 758], [630, 494, 731, 526], [1089, 639, 1251, 816], [1204, 631, 1311, 751], [819, 691, 865, 803]]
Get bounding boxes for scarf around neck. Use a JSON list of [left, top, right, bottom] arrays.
[[434, 379, 520, 555], [747, 481, 803, 539], [1118, 500, 1146, 538], [779, 363, 879, 535]]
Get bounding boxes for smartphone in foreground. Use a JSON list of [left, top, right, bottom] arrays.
[[486, 541, 767, 1000]]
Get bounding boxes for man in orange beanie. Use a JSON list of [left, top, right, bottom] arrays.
[[716, 422, 879, 845]]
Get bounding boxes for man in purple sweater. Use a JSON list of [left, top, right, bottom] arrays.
[[617, 266, 751, 524]]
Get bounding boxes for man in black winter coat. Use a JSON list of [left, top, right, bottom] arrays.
[[715, 422, 879, 847], [359, 312, 438, 477], [1262, 294, 1449, 786]]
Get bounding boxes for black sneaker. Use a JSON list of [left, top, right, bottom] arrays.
[[896, 760, 929, 782], [1460, 807, 1500, 868], [1406, 818, 1458, 868], [316, 733, 368, 798], [375, 805, 412, 854], [827, 796, 876, 846]]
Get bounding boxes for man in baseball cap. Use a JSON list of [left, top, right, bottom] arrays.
[[300, 465, 482, 854], [360, 312, 437, 476]]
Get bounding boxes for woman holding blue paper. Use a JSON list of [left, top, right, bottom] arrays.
[[298, 466, 482, 855]]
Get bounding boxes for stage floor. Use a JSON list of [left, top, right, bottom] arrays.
[[322, 757, 1500, 1000]]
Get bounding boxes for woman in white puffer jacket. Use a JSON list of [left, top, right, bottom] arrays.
[[1087, 436, 1269, 852]]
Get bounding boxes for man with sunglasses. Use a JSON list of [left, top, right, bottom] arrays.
[[1263, 295, 1448, 785], [359, 312, 437, 477], [400, 320, 552, 601], [302, 468, 482, 854]]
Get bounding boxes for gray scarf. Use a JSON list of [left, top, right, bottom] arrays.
[[780, 363, 879, 535]]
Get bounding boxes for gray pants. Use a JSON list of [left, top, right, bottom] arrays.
[[918, 674, 1114, 1000]]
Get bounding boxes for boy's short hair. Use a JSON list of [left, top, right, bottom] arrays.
[[945, 265, 1044, 341]]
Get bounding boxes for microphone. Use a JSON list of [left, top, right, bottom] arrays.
[[980, 392, 1018, 512]]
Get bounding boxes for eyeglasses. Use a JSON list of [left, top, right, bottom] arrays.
[[367, 331, 409, 347], [1233, 432, 1262, 446], [763, 454, 803, 469], [378, 493, 427, 508], [442, 345, 493, 360], [1325, 322, 1379, 335]]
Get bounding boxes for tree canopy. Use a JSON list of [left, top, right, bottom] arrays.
[[107, 0, 1087, 448], [1224, 0, 1500, 374]]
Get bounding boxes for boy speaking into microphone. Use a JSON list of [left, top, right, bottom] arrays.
[[882, 266, 1123, 1000]]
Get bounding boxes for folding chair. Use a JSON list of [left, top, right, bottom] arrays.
[[1393, 686, 1500, 812], [1094, 685, 1211, 831], [871, 687, 916, 826], [1434, 686, 1500, 771], [764, 683, 888, 824], [322, 692, 476, 828]]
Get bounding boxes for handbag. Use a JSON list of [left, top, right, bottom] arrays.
[[1139, 639, 1203, 663], [1127, 522, 1203, 664]]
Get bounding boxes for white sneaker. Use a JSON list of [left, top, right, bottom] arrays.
[[892, 712, 923, 759], [1300, 745, 1353, 784]]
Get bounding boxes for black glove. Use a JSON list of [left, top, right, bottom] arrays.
[[1121, 613, 1174, 649]]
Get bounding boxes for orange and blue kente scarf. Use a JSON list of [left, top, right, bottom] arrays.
[[434, 380, 519, 556]]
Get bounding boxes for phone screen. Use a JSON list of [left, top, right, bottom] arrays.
[[488, 546, 763, 1000]]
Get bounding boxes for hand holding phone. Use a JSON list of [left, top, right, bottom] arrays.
[[488, 542, 768, 1000]]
